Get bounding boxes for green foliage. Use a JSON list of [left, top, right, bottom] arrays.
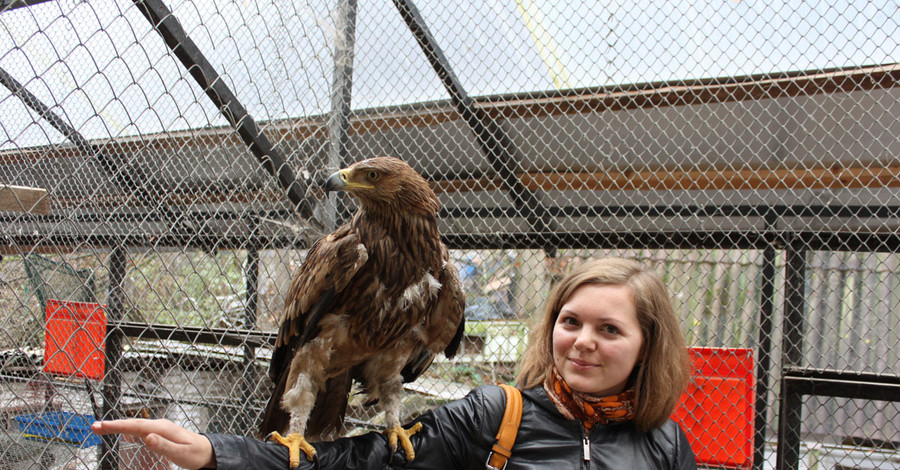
[[126, 250, 247, 327]]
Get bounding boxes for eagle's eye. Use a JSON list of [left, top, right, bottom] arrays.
[[366, 170, 380, 182]]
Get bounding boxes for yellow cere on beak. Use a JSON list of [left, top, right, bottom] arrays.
[[325, 169, 375, 192]]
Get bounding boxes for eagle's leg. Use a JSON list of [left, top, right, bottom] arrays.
[[268, 372, 321, 467], [379, 375, 422, 460]]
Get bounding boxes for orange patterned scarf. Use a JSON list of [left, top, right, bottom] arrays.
[[544, 366, 635, 431]]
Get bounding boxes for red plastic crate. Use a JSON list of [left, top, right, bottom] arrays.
[[43, 300, 106, 380], [672, 347, 755, 469]]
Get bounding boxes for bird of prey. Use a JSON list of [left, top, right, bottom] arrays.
[[259, 156, 466, 468]]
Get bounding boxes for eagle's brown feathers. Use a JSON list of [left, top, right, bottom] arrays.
[[259, 156, 466, 444]]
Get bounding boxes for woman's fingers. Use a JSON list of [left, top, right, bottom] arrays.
[[91, 419, 215, 470], [91, 418, 174, 437]]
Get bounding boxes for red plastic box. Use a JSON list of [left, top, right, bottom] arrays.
[[672, 347, 755, 469], [43, 300, 106, 380]]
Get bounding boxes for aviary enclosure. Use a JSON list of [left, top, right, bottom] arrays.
[[0, 1, 898, 469]]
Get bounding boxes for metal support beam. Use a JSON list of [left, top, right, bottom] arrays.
[[325, 0, 357, 229], [776, 239, 807, 470], [776, 375, 804, 470], [782, 240, 807, 367], [100, 244, 128, 470], [7, 202, 898, 230], [241, 234, 260, 429], [753, 231, 777, 470], [113, 321, 276, 348], [781, 369, 900, 401], [778, 369, 900, 470], [0, 67, 162, 211], [392, 0, 558, 252], [0, 0, 53, 12], [6, 227, 900, 254], [328, 0, 356, 162], [133, 0, 314, 219]]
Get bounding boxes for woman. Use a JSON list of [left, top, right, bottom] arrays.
[[92, 257, 696, 469]]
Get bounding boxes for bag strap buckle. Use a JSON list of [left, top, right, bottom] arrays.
[[485, 450, 509, 470]]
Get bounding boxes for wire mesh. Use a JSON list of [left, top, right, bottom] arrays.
[[0, 0, 898, 468]]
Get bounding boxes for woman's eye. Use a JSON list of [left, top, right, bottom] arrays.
[[560, 316, 578, 326], [602, 324, 619, 335]]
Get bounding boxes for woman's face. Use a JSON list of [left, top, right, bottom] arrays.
[[552, 283, 644, 395]]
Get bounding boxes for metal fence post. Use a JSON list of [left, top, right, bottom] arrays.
[[241, 236, 260, 431], [100, 244, 127, 470], [753, 240, 777, 470], [776, 238, 807, 470]]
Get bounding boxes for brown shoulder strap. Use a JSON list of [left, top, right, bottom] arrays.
[[486, 384, 523, 470]]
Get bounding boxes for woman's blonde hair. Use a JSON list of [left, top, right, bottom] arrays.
[[517, 257, 691, 431]]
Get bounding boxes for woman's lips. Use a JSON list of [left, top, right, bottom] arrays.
[[568, 358, 598, 369]]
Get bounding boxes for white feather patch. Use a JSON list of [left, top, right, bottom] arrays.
[[354, 243, 368, 269], [398, 272, 441, 310]]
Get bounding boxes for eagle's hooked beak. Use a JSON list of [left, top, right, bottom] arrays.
[[325, 169, 375, 192], [324, 169, 349, 192]]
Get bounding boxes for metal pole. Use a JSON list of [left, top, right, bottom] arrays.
[[325, 0, 357, 229], [133, 0, 314, 218], [0, 67, 160, 210], [775, 238, 807, 470], [0, 0, 54, 11], [100, 244, 127, 470], [241, 230, 260, 430], [753, 240, 776, 470], [776, 377, 803, 470], [392, 0, 558, 254], [782, 239, 807, 367]]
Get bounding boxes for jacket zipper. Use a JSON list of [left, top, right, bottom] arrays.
[[582, 432, 590, 469]]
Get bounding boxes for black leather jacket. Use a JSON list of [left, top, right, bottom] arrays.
[[206, 385, 697, 469]]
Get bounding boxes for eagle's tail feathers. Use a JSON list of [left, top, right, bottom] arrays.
[[258, 364, 290, 438], [443, 318, 466, 359], [306, 372, 351, 440]]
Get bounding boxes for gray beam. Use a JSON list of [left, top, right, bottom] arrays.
[[0, 0, 53, 12], [133, 0, 314, 219], [325, 0, 357, 229], [0, 67, 158, 210], [100, 245, 128, 470], [392, 0, 558, 250]]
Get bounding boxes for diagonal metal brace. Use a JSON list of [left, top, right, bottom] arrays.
[[0, 0, 53, 13], [0, 66, 160, 211], [393, 0, 558, 240], [133, 0, 313, 219]]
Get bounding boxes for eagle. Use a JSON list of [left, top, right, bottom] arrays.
[[259, 156, 466, 468]]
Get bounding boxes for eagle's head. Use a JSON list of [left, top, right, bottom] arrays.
[[324, 156, 439, 216]]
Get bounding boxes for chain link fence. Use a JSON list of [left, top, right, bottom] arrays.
[[0, 1, 898, 468]]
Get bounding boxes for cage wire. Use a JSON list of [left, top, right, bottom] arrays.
[[0, 0, 898, 469]]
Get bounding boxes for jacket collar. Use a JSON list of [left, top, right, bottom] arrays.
[[522, 385, 562, 416]]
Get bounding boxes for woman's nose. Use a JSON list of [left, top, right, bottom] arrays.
[[573, 330, 596, 351]]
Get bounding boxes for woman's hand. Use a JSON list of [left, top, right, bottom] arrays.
[[91, 419, 215, 470]]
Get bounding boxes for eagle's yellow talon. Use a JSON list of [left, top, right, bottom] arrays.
[[266, 432, 316, 468], [387, 422, 423, 460]]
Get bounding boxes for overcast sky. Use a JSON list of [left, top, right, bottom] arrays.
[[0, 0, 897, 148]]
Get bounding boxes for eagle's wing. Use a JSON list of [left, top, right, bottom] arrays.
[[401, 247, 466, 383], [260, 223, 368, 436], [271, 224, 366, 372]]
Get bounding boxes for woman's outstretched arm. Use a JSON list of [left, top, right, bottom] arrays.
[[91, 419, 215, 469], [91, 385, 500, 470]]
